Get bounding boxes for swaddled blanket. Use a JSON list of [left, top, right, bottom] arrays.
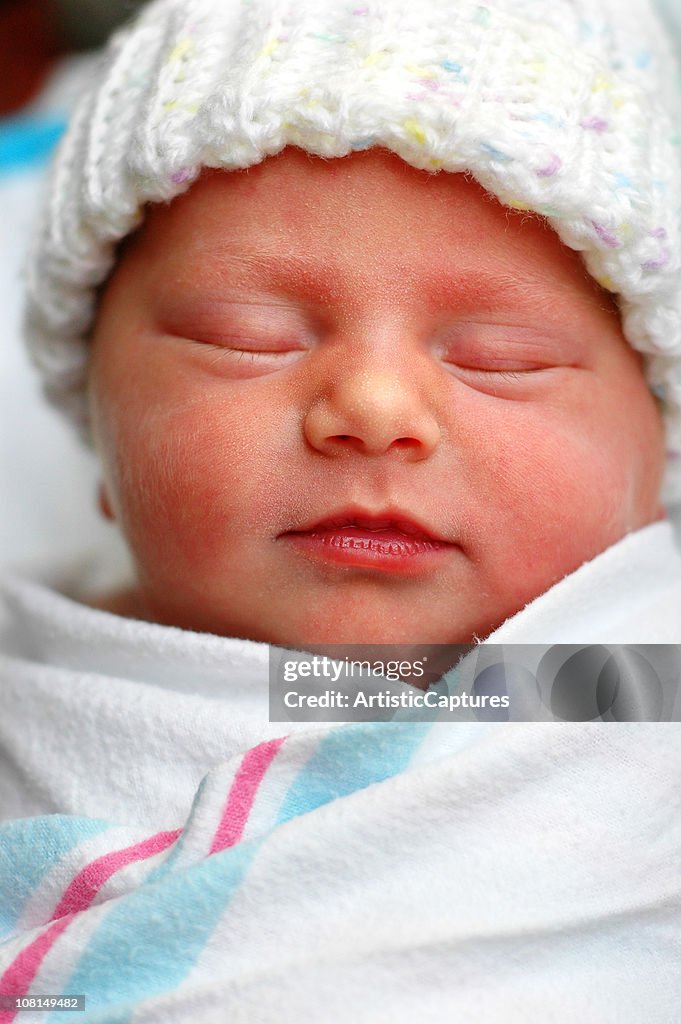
[[1, 522, 681, 1022], [1, 723, 680, 1023]]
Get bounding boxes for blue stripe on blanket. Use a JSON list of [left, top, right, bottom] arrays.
[[57, 838, 260, 1021], [275, 721, 432, 823], [0, 816, 110, 939]]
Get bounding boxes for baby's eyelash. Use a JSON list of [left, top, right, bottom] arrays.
[[202, 346, 278, 366], [496, 370, 525, 382], [458, 365, 545, 379], [206, 347, 237, 368]]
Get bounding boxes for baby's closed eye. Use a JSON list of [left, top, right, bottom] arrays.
[[431, 321, 583, 385]]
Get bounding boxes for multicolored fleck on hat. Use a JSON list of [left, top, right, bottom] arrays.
[[24, 0, 681, 498]]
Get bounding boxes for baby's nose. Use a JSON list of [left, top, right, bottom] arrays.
[[303, 366, 441, 459]]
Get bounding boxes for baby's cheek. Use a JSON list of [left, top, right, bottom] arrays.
[[474, 407, 638, 589], [112, 401, 270, 578]]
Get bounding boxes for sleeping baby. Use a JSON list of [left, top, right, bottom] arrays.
[[1, 0, 680, 1020]]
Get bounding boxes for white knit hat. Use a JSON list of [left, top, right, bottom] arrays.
[[24, 0, 681, 498]]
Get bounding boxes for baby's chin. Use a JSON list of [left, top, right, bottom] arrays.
[[83, 583, 499, 647]]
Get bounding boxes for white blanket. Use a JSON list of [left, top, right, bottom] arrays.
[[1, 522, 680, 1022]]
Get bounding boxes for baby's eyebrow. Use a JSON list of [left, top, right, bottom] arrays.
[[419, 265, 612, 323], [188, 247, 606, 321], [194, 250, 339, 300]]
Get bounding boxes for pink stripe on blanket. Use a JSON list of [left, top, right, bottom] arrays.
[[210, 737, 286, 854], [0, 828, 182, 1020], [51, 829, 182, 919], [0, 915, 74, 1023]]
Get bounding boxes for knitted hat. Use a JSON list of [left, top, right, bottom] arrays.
[[24, 0, 681, 499]]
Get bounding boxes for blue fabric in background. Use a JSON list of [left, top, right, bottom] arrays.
[[656, 0, 681, 47], [0, 115, 67, 176]]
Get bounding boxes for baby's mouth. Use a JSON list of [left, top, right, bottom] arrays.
[[280, 507, 455, 574]]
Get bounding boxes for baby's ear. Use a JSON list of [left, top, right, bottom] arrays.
[[97, 483, 115, 522]]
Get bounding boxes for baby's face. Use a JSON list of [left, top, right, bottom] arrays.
[[88, 148, 665, 644]]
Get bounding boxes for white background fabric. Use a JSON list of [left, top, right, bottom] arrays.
[[0, 58, 130, 580]]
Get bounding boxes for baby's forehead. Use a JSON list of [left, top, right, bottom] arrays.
[[133, 149, 605, 311]]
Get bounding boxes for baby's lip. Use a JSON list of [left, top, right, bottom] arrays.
[[282, 505, 452, 544]]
